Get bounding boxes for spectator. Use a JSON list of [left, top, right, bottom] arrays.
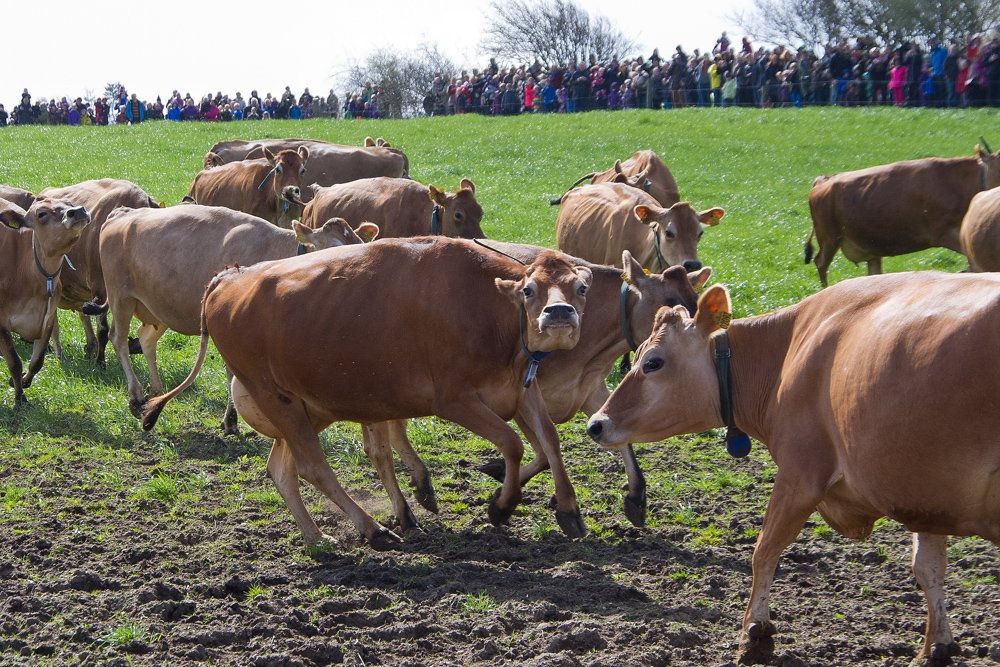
[[0, 104, 8, 127], [166, 101, 181, 121]]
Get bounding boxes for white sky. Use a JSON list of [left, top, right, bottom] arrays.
[[1, 0, 749, 108]]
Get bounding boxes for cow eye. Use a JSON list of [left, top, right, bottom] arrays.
[[299, 166, 306, 176], [577, 284, 588, 296], [641, 357, 663, 373], [522, 286, 534, 299], [38, 211, 47, 218], [664, 228, 675, 239], [454, 211, 464, 222], [698, 229, 704, 239], [275, 165, 283, 175]]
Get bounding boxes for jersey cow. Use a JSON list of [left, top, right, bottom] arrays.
[[551, 150, 679, 208], [556, 182, 723, 272], [1, 197, 90, 407], [99, 204, 377, 421], [142, 239, 592, 548], [0, 185, 36, 211], [191, 147, 309, 228], [805, 145, 1000, 286], [39, 179, 161, 364], [588, 273, 1000, 665], [361, 245, 709, 534], [207, 137, 408, 201], [303, 177, 485, 239], [960, 186, 1000, 271]]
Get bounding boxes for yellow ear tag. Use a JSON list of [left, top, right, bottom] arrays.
[[427, 189, 435, 201], [643, 268, 651, 275], [714, 311, 732, 330]]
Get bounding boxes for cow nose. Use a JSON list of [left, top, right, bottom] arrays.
[[543, 304, 575, 319], [587, 418, 604, 441], [682, 259, 702, 272]]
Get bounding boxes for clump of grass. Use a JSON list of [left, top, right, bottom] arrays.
[[102, 621, 148, 646], [459, 590, 497, 612], [134, 472, 183, 503]]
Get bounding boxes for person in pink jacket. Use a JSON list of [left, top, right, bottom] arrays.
[[889, 54, 908, 106]]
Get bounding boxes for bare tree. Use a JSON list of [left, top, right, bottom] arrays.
[[481, 0, 636, 66], [730, 0, 846, 48], [341, 44, 456, 119]]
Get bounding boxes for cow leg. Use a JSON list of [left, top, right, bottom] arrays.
[[910, 533, 959, 666], [94, 312, 111, 368], [50, 318, 64, 361], [136, 322, 167, 397], [813, 239, 841, 288], [0, 328, 27, 408], [740, 472, 820, 664], [866, 257, 883, 275], [361, 423, 421, 532], [516, 383, 584, 538], [21, 324, 55, 391], [266, 437, 329, 545], [384, 419, 438, 513], [79, 312, 98, 359], [222, 368, 240, 436], [435, 397, 524, 527], [108, 297, 146, 417]]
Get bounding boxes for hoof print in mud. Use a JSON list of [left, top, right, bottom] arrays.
[[369, 529, 403, 552], [555, 509, 587, 538]]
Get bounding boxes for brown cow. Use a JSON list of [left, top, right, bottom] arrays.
[[39, 179, 161, 364], [191, 147, 309, 228], [100, 204, 376, 421], [805, 146, 1000, 286], [0, 185, 36, 211], [960, 186, 1000, 271], [551, 150, 679, 208], [0, 197, 90, 406], [141, 239, 592, 547], [361, 245, 710, 533], [556, 182, 724, 272], [302, 177, 485, 239], [587, 273, 1000, 665], [208, 138, 408, 201]]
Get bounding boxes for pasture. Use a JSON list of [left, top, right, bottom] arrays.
[[1, 109, 998, 666]]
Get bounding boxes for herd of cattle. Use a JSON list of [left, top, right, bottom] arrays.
[[1, 135, 998, 665]]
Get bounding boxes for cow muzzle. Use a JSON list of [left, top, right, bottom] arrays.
[[539, 303, 579, 332], [586, 414, 627, 449], [63, 206, 91, 229], [281, 186, 305, 206]]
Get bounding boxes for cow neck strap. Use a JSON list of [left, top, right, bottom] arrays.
[[650, 225, 668, 272], [643, 179, 652, 193], [32, 236, 74, 297], [296, 243, 308, 256], [258, 166, 277, 192], [519, 304, 550, 388], [980, 162, 987, 191], [618, 280, 639, 373], [431, 204, 440, 235], [713, 332, 752, 458]]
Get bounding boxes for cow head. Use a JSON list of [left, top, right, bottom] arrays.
[[634, 201, 724, 273], [1, 196, 91, 270], [587, 284, 732, 449], [293, 218, 379, 251], [496, 251, 593, 352], [427, 179, 485, 239], [976, 144, 1000, 190], [262, 146, 310, 227], [621, 250, 712, 341]]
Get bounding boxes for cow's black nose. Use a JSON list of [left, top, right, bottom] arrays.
[[682, 259, 702, 272], [543, 304, 575, 319], [587, 419, 604, 441]]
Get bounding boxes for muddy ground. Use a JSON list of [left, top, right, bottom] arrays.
[[1, 420, 999, 667]]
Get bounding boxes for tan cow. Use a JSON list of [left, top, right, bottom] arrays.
[[551, 150, 680, 208], [0, 186, 35, 211], [39, 179, 161, 364], [191, 147, 309, 228], [208, 138, 409, 201], [960, 186, 1000, 271], [556, 182, 724, 272], [100, 204, 376, 421], [361, 245, 710, 534], [0, 197, 90, 406], [141, 239, 592, 547], [805, 146, 1000, 286], [588, 273, 1000, 665], [303, 177, 485, 239]]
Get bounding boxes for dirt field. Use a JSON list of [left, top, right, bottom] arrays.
[[2, 416, 999, 667]]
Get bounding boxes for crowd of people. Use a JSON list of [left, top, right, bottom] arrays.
[[4, 31, 1000, 127]]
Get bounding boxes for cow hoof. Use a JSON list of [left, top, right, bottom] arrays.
[[555, 509, 587, 538], [14, 394, 29, 410], [487, 490, 515, 527], [413, 484, 439, 514], [127, 336, 143, 355], [84, 341, 97, 359], [746, 620, 777, 638], [622, 490, 647, 527], [368, 529, 403, 552], [128, 398, 146, 419], [909, 642, 961, 667], [737, 635, 775, 665], [478, 459, 506, 482]]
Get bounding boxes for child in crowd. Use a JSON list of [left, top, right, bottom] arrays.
[[556, 86, 567, 112]]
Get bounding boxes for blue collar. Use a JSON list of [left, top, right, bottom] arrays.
[[519, 304, 550, 387]]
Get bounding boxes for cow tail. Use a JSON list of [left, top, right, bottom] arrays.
[[141, 284, 213, 431], [549, 173, 596, 205], [804, 227, 815, 265]]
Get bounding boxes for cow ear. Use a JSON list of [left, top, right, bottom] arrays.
[[262, 147, 276, 165], [621, 250, 647, 285], [428, 185, 446, 204], [692, 284, 732, 334], [0, 200, 29, 230], [613, 159, 623, 174], [687, 266, 713, 290], [297, 145, 310, 162], [364, 136, 375, 147], [376, 137, 389, 147], [292, 220, 313, 245], [495, 277, 523, 306], [309, 183, 323, 195], [459, 178, 475, 193], [633, 205, 652, 224], [698, 207, 725, 226], [355, 222, 380, 243], [575, 265, 593, 288]]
